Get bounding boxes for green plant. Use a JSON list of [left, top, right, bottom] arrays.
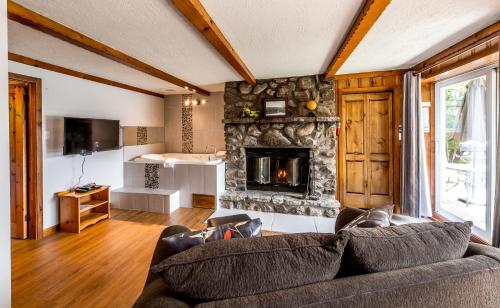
[[241, 107, 260, 119]]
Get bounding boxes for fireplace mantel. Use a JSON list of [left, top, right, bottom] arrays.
[[223, 116, 340, 125]]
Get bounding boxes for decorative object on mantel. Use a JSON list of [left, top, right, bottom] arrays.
[[306, 99, 317, 111], [264, 99, 287, 117], [241, 106, 260, 119]]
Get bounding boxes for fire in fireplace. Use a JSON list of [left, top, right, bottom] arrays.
[[245, 147, 310, 193]]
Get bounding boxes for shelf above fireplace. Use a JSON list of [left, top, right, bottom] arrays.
[[223, 116, 340, 125]]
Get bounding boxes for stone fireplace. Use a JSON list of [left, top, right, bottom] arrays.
[[220, 75, 341, 217]]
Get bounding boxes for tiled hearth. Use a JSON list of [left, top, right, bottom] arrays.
[[221, 75, 341, 217]]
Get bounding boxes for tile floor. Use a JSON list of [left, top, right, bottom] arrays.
[[208, 208, 431, 234], [208, 208, 336, 233]]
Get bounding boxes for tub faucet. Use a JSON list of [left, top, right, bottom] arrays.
[[205, 144, 217, 156]]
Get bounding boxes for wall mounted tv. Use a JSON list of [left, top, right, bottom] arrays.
[[63, 117, 120, 155]]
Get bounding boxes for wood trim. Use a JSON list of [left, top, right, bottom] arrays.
[[335, 71, 403, 213], [325, 0, 391, 78], [171, 0, 256, 85], [7, 0, 209, 96], [333, 69, 406, 80], [421, 44, 498, 79], [413, 21, 500, 73], [42, 224, 59, 237], [9, 53, 164, 98], [9, 72, 44, 239]]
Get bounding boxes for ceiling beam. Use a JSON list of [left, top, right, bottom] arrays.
[[413, 20, 500, 73], [170, 0, 256, 84], [9, 53, 165, 98], [7, 0, 210, 96], [325, 0, 391, 78]]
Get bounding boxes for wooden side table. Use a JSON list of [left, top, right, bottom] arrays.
[[57, 186, 110, 233]]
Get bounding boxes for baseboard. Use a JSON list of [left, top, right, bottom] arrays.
[[43, 224, 59, 237]]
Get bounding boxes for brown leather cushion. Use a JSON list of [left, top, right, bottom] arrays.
[[207, 214, 252, 228], [340, 205, 394, 230], [335, 208, 366, 233], [151, 233, 348, 301], [338, 221, 472, 274]]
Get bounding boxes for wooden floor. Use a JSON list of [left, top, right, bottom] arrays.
[[11, 208, 214, 308]]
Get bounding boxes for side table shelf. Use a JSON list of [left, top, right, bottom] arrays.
[[57, 186, 110, 233]]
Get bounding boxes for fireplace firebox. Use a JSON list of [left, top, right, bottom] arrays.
[[245, 147, 310, 193]]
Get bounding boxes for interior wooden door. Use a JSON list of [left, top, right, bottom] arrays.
[[9, 84, 28, 239], [340, 92, 393, 208]]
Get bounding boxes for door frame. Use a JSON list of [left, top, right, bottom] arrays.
[[9, 72, 43, 240], [335, 75, 404, 212], [434, 65, 497, 240]]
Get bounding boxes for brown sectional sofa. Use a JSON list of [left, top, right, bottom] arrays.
[[134, 217, 500, 308]]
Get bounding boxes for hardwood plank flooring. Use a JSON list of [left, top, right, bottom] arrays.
[[11, 208, 214, 308]]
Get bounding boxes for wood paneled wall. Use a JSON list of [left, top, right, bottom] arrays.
[[335, 71, 404, 212]]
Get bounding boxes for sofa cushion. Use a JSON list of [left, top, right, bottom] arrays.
[[162, 218, 262, 254], [340, 205, 394, 230], [151, 233, 348, 301], [339, 221, 471, 274]]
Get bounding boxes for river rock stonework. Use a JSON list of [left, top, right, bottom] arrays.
[[222, 75, 341, 217]]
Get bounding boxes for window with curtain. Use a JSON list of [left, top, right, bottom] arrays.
[[435, 66, 498, 241]]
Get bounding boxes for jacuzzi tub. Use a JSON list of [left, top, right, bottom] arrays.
[[134, 153, 223, 165]]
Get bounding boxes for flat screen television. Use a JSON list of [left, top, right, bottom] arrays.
[[63, 117, 120, 155]]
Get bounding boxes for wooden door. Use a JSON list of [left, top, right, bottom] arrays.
[[9, 85, 28, 239], [340, 92, 393, 208]]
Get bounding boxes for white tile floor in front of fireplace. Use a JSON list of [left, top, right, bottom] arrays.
[[207, 208, 431, 233], [208, 208, 336, 233]]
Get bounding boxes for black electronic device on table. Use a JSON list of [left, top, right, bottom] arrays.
[[74, 183, 102, 193]]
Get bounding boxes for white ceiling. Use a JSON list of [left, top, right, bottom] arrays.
[[8, 21, 185, 95], [338, 0, 500, 74], [7, 0, 500, 94], [201, 0, 364, 79], [10, 0, 241, 92]]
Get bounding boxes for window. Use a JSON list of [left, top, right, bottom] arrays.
[[435, 66, 498, 241]]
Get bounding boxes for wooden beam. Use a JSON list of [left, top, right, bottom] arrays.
[[421, 44, 498, 79], [7, 0, 209, 96], [170, 0, 256, 84], [325, 0, 391, 78], [413, 20, 500, 73], [9, 53, 165, 98], [333, 69, 406, 80]]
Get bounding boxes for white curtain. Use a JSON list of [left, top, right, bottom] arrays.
[[401, 71, 432, 217]]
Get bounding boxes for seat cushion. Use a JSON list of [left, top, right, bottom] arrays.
[[338, 221, 472, 274], [151, 233, 348, 301]]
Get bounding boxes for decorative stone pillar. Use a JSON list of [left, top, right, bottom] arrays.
[[181, 94, 193, 153]]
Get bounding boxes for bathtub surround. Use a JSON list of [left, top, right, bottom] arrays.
[[9, 61, 165, 229], [221, 75, 340, 217], [164, 92, 225, 153], [137, 126, 148, 145], [123, 126, 165, 146], [145, 163, 160, 189], [181, 94, 194, 153], [120, 158, 225, 208]]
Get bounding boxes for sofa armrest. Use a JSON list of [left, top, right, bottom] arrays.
[[144, 225, 191, 286], [465, 242, 500, 262], [134, 279, 190, 308]]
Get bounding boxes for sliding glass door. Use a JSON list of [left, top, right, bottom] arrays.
[[435, 66, 498, 240]]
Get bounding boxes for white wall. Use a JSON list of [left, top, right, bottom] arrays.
[[164, 92, 225, 153], [8, 61, 165, 229], [0, 2, 12, 307]]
